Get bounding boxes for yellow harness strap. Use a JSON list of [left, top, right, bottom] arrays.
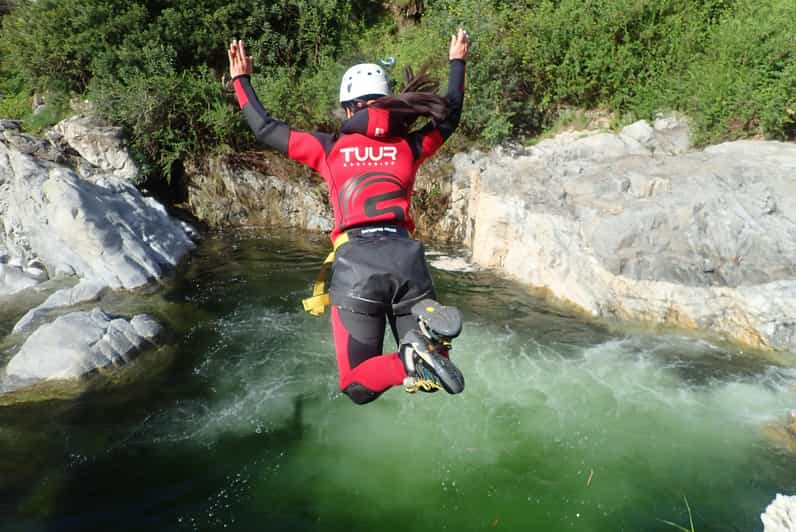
[[302, 232, 350, 316]]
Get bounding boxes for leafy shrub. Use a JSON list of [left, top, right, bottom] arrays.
[[0, 0, 376, 182], [0, 0, 793, 190], [673, 0, 796, 143], [0, 88, 29, 121]]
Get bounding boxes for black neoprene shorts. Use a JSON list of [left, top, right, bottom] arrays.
[[329, 226, 436, 316]]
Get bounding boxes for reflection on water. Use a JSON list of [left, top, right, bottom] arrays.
[[0, 229, 794, 532]]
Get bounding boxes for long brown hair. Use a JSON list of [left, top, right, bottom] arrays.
[[369, 65, 449, 131]]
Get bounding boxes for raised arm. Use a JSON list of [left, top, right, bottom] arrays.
[[439, 28, 469, 139], [228, 39, 290, 154], [228, 39, 334, 172], [409, 29, 469, 161]]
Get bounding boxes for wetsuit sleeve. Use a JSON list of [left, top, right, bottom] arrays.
[[233, 75, 334, 173], [233, 75, 290, 155], [408, 59, 466, 162]]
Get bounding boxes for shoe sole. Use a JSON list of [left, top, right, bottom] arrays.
[[411, 299, 463, 340]]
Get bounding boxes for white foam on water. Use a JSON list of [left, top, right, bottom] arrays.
[[235, 320, 796, 529], [126, 302, 795, 531], [126, 306, 337, 446], [426, 249, 478, 272]]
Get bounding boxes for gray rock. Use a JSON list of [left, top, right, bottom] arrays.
[[186, 155, 333, 230], [761, 494, 796, 532], [620, 120, 655, 149], [0, 120, 62, 162], [0, 137, 195, 293], [439, 121, 796, 351], [49, 115, 140, 182], [130, 314, 163, 340], [652, 114, 691, 154], [0, 264, 41, 295], [12, 280, 108, 334], [4, 308, 163, 386]]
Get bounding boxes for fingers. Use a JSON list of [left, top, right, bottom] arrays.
[[228, 38, 253, 77], [449, 28, 469, 60], [229, 40, 239, 66], [458, 28, 469, 47]]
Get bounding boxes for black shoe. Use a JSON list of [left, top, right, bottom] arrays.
[[399, 330, 465, 394], [411, 299, 463, 344]]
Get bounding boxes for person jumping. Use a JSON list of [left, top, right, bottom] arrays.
[[227, 29, 470, 405]]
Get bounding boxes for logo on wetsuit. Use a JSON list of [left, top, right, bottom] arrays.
[[338, 172, 407, 224], [340, 146, 398, 166]]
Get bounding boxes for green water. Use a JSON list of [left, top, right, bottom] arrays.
[[1, 230, 795, 531]]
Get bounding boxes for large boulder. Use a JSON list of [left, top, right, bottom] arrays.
[[4, 308, 163, 389], [0, 128, 195, 293], [440, 118, 796, 351], [1, 118, 194, 398]]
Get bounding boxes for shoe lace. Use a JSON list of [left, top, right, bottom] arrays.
[[404, 360, 444, 393], [404, 378, 442, 393]]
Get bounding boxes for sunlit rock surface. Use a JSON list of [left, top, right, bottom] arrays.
[[0, 120, 194, 294], [441, 118, 796, 351], [49, 115, 140, 182], [762, 494, 796, 532], [1, 118, 193, 394], [4, 308, 162, 389], [12, 280, 108, 334]]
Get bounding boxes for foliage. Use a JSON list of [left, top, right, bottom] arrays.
[[0, 0, 793, 186], [505, 0, 795, 142], [673, 0, 796, 143], [0, 86, 29, 121], [0, 0, 373, 182]]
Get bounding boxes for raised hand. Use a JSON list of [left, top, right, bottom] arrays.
[[228, 39, 253, 78], [449, 28, 469, 61]]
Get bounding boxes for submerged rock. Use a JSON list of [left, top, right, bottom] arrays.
[[4, 308, 163, 388], [761, 494, 796, 532], [439, 118, 796, 351], [12, 280, 108, 334]]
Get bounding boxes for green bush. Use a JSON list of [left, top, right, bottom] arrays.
[[505, 0, 795, 143], [0, 88, 30, 121], [673, 0, 796, 143], [0, 0, 793, 189], [0, 0, 377, 182]]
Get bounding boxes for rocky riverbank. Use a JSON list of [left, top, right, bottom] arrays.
[[4, 112, 796, 390], [442, 118, 796, 353], [0, 118, 195, 395], [185, 116, 796, 354]]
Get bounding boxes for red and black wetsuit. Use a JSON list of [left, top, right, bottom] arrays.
[[233, 59, 465, 404]]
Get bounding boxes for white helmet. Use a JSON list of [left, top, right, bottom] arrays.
[[339, 63, 392, 104]]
